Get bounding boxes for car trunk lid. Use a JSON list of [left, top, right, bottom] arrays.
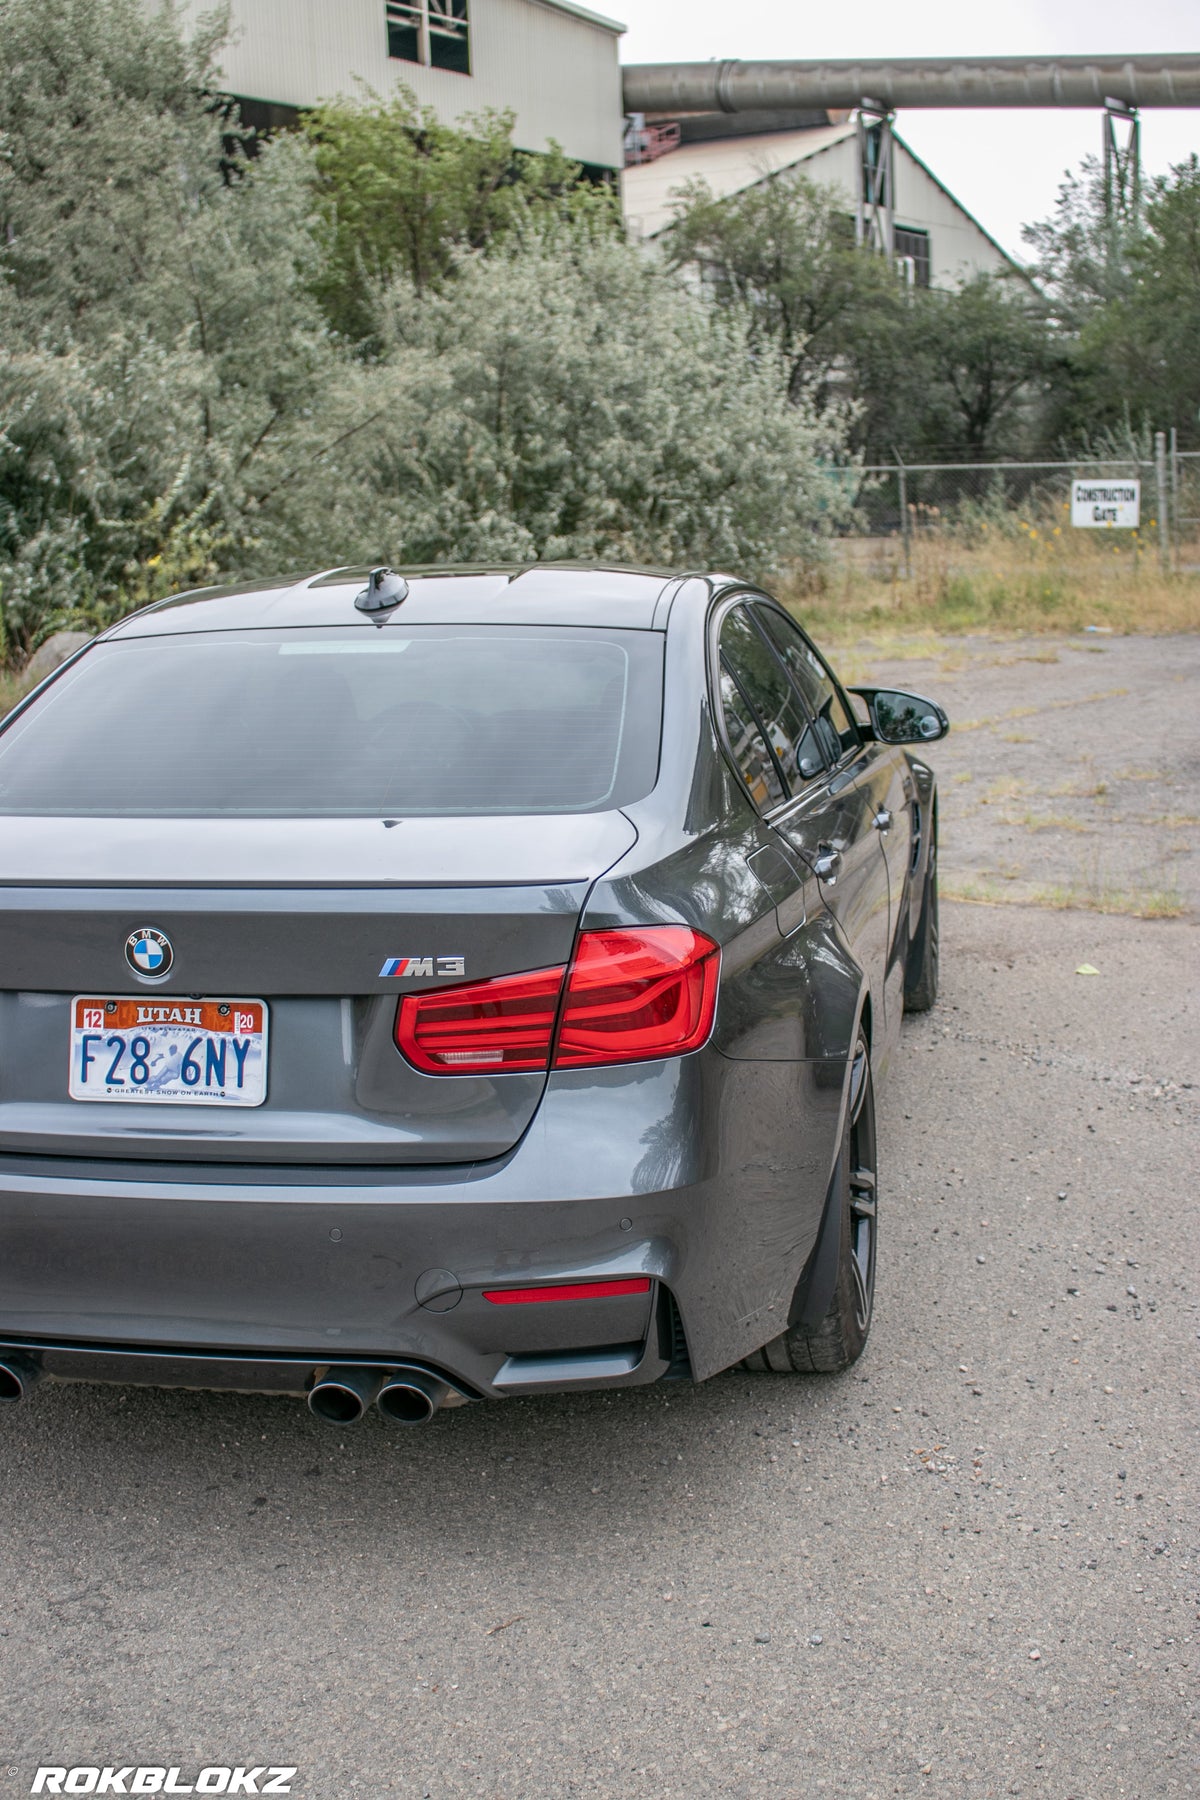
[[0, 812, 637, 1164]]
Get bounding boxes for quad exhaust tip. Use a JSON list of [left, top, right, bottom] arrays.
[[306, 1365, 449, 1425], [0, 1354, 42, 1404], [307, 1365, 384, 1424], [377, 1369, 449, 1425]]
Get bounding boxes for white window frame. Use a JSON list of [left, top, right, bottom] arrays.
[[385, 0, 471, 74]]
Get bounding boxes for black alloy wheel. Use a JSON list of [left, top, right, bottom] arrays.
[[845, 1036, 878, 1338], [904, 818, 939, 1013], [743, 1028, 878, 1374]]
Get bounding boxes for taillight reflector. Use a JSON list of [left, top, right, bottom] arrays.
[[483, 1277, 652, 1305], [394, 926, 719, 1076]]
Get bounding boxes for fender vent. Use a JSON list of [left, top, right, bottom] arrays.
[[660, 1288, 693, 1380]]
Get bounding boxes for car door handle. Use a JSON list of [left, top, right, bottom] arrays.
[[813, 845, 841, 882], [873, 809, 892, 832]]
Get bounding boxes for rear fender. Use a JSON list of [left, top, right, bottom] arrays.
[[787, 988, 872, 1332]]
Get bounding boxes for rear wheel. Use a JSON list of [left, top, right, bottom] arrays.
[[742, 1031, 877, 1374], [904, 823, 939, 1014]]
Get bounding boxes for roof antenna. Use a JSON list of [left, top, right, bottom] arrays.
[[355, 566, 409, 624]]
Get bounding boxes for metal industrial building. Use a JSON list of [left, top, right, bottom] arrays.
[[621, 55, 1200, 283], [174, 0, 627, 172], [622, 118, 1015, 286], [172, 10, 1200, 290]]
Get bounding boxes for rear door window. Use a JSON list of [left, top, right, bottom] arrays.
[[717, 664, 787, 810], [753, 604, 860, 763], [0, 626, 664, 817], [717, 606, 824, 808]]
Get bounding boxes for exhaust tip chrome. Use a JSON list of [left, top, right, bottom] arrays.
[[377, 1370, 448, 1425], [306, 1366, 382, 1425], [0, 1355, 41, 1404]]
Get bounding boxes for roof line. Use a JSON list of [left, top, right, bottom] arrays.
[[640, 121, 857, 238], [889, 124, 1025, 276], [529, 0, 626, 35], [643, 118, 1023, 277]]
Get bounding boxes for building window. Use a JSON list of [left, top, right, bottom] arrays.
[[386, 0, 471, 75], [894, 227, 931, 288]]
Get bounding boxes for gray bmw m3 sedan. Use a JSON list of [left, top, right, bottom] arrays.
[[0, 565, 946, 1424]]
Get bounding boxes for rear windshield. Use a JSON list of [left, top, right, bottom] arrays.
[[0, 626, 663, 817]]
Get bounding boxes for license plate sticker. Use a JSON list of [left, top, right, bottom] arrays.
[[69, 998, 268, 1107]]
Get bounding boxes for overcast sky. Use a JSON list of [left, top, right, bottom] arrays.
[[616, 0, 1200, 260]]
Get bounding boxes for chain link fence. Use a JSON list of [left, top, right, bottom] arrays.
[[836, 443, 1200, 583]]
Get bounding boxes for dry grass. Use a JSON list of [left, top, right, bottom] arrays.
[[781, 527, 1200, 645], [943, 876, 1187, 920], [1001, 811, 1095, 834], [977, 776, 1029, 805]]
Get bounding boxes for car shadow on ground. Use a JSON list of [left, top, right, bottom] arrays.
[[3, 1362, 862, 1558]]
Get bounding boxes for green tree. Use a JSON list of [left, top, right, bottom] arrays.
[[899, 274, 1060, 459], [301, 88, 614, 342], [0, 0, 351, 652], [664, 169, 902, 410], [665, 168, 1057, 459], [291, 230, 854, 575], [1074, 156, 1200, 440], [1021, 157, 1127, 329]]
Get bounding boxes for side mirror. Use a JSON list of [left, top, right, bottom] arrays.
[[850, 687, 950, 745]]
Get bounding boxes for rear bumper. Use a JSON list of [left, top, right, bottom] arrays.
[[0, 1317, 676, 1405], [0, 1054, 846, 1399], [0, 1170, 674, 1399]]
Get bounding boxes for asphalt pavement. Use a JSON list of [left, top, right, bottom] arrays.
[[1, 625, 1197, 1800], [1, 898, 1194, 1800], [858, 631, 1200, 917]]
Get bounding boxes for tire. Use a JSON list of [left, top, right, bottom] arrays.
[[742, 1031, 878, 1375], [903, 822, 939, 1014]]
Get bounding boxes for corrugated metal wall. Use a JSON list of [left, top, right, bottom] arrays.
[[805, 137, 1012, 284], [890, 142, 1011, 285], [624, 130, 1011, 288], [179, 0, 624, 169]]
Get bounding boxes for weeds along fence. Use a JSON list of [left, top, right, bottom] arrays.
[[803, 441, 1200, 637], [840, 445, 1200, 582]]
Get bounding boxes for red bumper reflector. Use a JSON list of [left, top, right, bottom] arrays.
[[483, 1277, 652, 1305]]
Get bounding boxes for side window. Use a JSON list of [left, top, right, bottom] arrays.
[[754, 605, 860, 761], [718, 665, 786, 810], [717, 606, 824, 809]]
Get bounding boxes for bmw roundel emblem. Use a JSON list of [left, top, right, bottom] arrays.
[[125, 928, 173, 978]]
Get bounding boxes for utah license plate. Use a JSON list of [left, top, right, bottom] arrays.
[[69, 998, 268, 1107]]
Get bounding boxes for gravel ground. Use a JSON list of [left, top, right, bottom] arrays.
[[853, 631, 1200, 916], [0, 636, 1196, 1800]]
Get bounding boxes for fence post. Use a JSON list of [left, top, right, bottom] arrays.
[[1154, 431, 1169, 571], [1169, 425, 1179, 565], [896, 454, 911, 580]]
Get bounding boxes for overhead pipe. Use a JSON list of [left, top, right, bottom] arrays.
[[621, 55, 1200, 116]]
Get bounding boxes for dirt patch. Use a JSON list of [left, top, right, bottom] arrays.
[[841, 631, 1199, 916]]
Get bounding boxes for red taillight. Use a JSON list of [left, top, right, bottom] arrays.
[[394, 925, 719, 1076], [483, 1277, 652, 1305], [394, 963, 564, 1074], [555, 926, 720, 1067]]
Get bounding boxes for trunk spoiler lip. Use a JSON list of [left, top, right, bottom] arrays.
[[0, 810, 641, 890]]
